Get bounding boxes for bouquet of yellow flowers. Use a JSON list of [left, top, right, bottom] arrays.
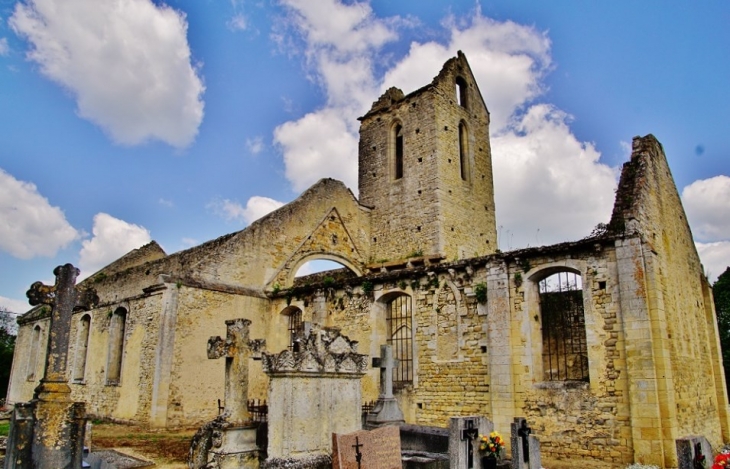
[[478, 431, 505, 459]]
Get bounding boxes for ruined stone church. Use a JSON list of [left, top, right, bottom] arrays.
[[7, 52, 729, 467]]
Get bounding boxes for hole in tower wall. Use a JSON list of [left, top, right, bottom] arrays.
[[415, 128, 420, 134], [444, 126, 448, 131], [418, 190, 422, 195], [418, 158, 422, 163], [417, 226, 421, 232]]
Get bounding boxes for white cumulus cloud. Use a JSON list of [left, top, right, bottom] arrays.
[[491, 105, 617, 248], [273, 3, 615, 249], [273, 0, 398, 192], [210, 196, 285, 225], [0, 168, 79, 259], [0, 38, 9, 56], [682, 175, 730, 243], [696, 241, 730, 283], [0, 295, 32, 316], [78, 213, 152, 277], [383, 14, 551, 132], [10, 0, 205, 148]]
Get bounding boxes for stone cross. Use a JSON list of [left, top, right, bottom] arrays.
[[517, 420, 531, 464], [373, 344, 398, 399], [207, 318, 265, 424], [26, 263, 98, 389], [461, 419, 479, 469]]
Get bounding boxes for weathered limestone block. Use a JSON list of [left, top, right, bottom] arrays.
[[262, 327, 368, 467]]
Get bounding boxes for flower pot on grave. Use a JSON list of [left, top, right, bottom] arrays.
[[481, 456, 497, 469]]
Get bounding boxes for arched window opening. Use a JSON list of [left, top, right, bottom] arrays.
[[73, 314, 91, 382], [387, 294, 413, 388], [107, 307, 127, 385], [286, 307, 304, 351], [392, 123, 404, 180], [539, 271, 588, 382], [458, 121, 469, 181], [295, 259, 350, 278], [27, 325, 42, 381], [455, 76, 468, 108]]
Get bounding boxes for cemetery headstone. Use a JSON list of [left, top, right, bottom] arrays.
[[448, 416, 493, 469], [4, 264, 97, 469], [676, 436, 712, 469], [262, 326, 368, 468], [207, 318, 265, 424], [510, 418, 541, 469], [364, 344, 405, 428], [188, 318, 265, 469], [332, 425, 402, 469]]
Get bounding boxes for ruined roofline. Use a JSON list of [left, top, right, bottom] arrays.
[[273, 234, 625, 299], [76, 178, 365, 291], [77, 240, 166, 287], [359, 50, 489, 121], [607, 134, 695, 241]]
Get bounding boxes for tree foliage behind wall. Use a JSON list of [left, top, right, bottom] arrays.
[[714, 267, 730, 395], [0, 307, 17, 402]]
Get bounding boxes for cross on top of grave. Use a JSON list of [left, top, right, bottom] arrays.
[[207, 318, 265, 424], [518, 419, 531, 463], [372, 344, 398, 399], [27, 264, 98, 390]]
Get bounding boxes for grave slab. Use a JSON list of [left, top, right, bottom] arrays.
[[332, 425, 402, 469]]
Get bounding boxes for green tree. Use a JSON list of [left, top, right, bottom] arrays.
[[714, 267, 730, 394], [0, 307, 17, 401]]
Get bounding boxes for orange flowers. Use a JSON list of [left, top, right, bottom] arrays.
[[478, 431, 505, 458]]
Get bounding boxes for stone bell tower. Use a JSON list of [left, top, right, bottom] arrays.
[[358, 51, 497, 262]]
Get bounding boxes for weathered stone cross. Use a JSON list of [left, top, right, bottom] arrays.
[[26, 263, 98, 392], [373, 344, 398, 399], [207, 318, 265, 424]]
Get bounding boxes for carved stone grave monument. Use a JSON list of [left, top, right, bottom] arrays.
[[448, 416, 493, 469], [188, 318, 265, 469], [261, 326, 368, 469], [332, 425, 402, 469], [676, 435, 712, 469], [510, 417, 541, 469], [5, 264, 97, 469], [364, 344, 405, 428]]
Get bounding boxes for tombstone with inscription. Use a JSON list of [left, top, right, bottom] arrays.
[[188, 318, 265, 469], [448, 416, 493, 469], [4, 264, 97, 469], [261, 326, 369, 469], [332, 425, 402, 469], [676, 435, 712, 469], [510, 418, 541, 469], [365, 344, 405, 429]]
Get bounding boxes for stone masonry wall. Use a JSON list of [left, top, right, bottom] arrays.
[[610, 135, 730, 465], [358, 52, 496, 263]]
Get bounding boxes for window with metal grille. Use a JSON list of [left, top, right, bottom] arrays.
[[539, 271, 589, 382], [288, 308, 303, 351], [387, 294, 413, 387]]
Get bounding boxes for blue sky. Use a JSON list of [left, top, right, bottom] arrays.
[[1, 0, 729, 315]]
